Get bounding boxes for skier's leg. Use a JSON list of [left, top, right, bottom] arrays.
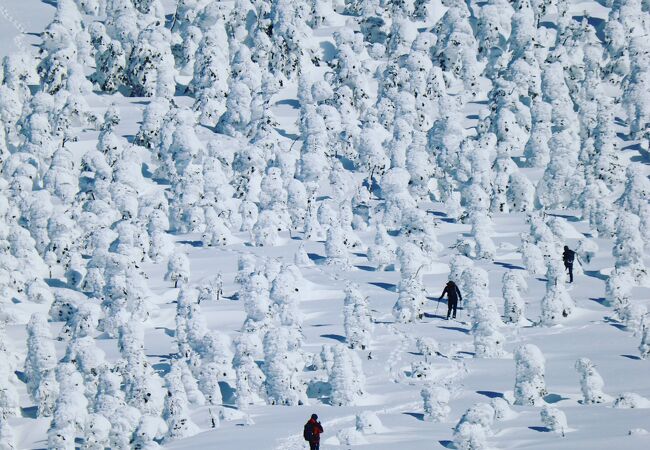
[[452, 299, 457, 318], [447, 300, 452, 319]]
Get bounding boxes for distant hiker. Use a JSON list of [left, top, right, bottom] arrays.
[[563, 246, 575, 283], [439, 280, 462, 320], [303, 414, 324, 450]]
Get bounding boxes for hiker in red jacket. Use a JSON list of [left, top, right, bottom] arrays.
[[303, 414, 324, 450]]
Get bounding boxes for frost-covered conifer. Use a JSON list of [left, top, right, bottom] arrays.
[[393, 275, 426, 323], [241, 272, 271, 333], [329, 344, 365, 406], [132, 415, 167, 449], [216, 45, 262, 138], [0, 417, 16, 450], [324, 224, 352, 268], [421, 385, 451, 422], [252, 210, 284, 247], [83, 413, 111, 450], [575, 358, 606, 404], [613, 212, 646, 278], [640, 320, 650, 359], [126, 27, 176, 97], [343, 283, 371, 350], [190, 19, 230, 126], [502, 271, 527, 324], [198, 274, 223, 304], [452, 403, 494, 450], [233, 333, 266, 408], [118, 323, 165, 416], [470, 214, 496, 260], [0, 329, 19, 420], [463, 267, 504, 358], [47, 363, 88, 450], [514, 344, 547, 406], [25, 313, 58, 416], [163, 360, 199, 441], [540, 259, 574, 326], [541, 405, 568, 435], [92, 36, 126, 93], [270, 265, 303, 329], [367, 224, 396, 270], [165, 252, 190, 288], [135, 98, 171, 149], [263, 327, 307, 405]]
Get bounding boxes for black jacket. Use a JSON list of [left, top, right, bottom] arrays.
[[563, 249, 575, 265], [440, 282, 462, 302]]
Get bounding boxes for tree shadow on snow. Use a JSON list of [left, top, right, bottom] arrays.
[[477, 390, 504, 399], [493, 261, 525, 271], [154, 327, 175, 337], [308, 253, 326, 263], [438, 440, 454, 448], [529, 426, 551, 433], [321, 334, 346, 343], [543, 393, 569, 404], [603, 317, 626, 332], [21, 406, 38, 419], [368, 282, 397, 292], [438, 326, 470, 334], [589, 297, 607, 306], [219, 381, 237, 405], [621, 354, 642, 361], [355, 265, 376, 271], [584, 270, 608, 281], [45, 278, 68, 288], [177, 240, 203, 247], [402, 412, 424, 421]]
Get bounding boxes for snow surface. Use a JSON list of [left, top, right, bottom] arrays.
[[0, 0, 649, 449]]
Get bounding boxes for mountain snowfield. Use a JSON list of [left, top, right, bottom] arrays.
[[0, 0, 649, 449]]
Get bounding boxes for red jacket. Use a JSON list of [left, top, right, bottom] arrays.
[[307, 418, 324, 442]]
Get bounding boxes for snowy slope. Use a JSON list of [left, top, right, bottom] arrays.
[[0, 0, 649, 450]]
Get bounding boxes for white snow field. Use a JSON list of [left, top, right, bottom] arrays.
[[0, 0, 649, 449]]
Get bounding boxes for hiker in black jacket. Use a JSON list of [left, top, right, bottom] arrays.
[[439, 280, 462, 320], [563, 246, 575, 283]]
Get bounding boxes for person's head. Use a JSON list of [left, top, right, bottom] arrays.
[[564, 245, 569, 251], [447, 280, 455, 287], [311, 414, 318, 421]]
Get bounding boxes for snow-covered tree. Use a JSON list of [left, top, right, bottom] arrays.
[[234, 333, 266, 408], [263, 327, 307, 405], [367, 224, 396, 270], [463, 267, 504, 358], [329, 344, 365, 406], [453, 403, 494, 450], [421, 385, 450, 422], [514, 344, 547, 406], [541, 405, 568, 435], [126, 26, 176, 97], [162, 360, 199, 441], [83, 413, 111, 450], [575, 357, 606, 404], [343, 283, 371, 350], [539, 259, 574, 326], [165, 252, 190, 288], [502, 271, 527, 324], [25, 313, 58, 417], [640, 320, 650, 359], [47, 363, 88, 450]]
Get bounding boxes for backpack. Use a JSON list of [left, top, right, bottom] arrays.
[[565, 250, 575, 264], [303, 422, 314, 442]]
